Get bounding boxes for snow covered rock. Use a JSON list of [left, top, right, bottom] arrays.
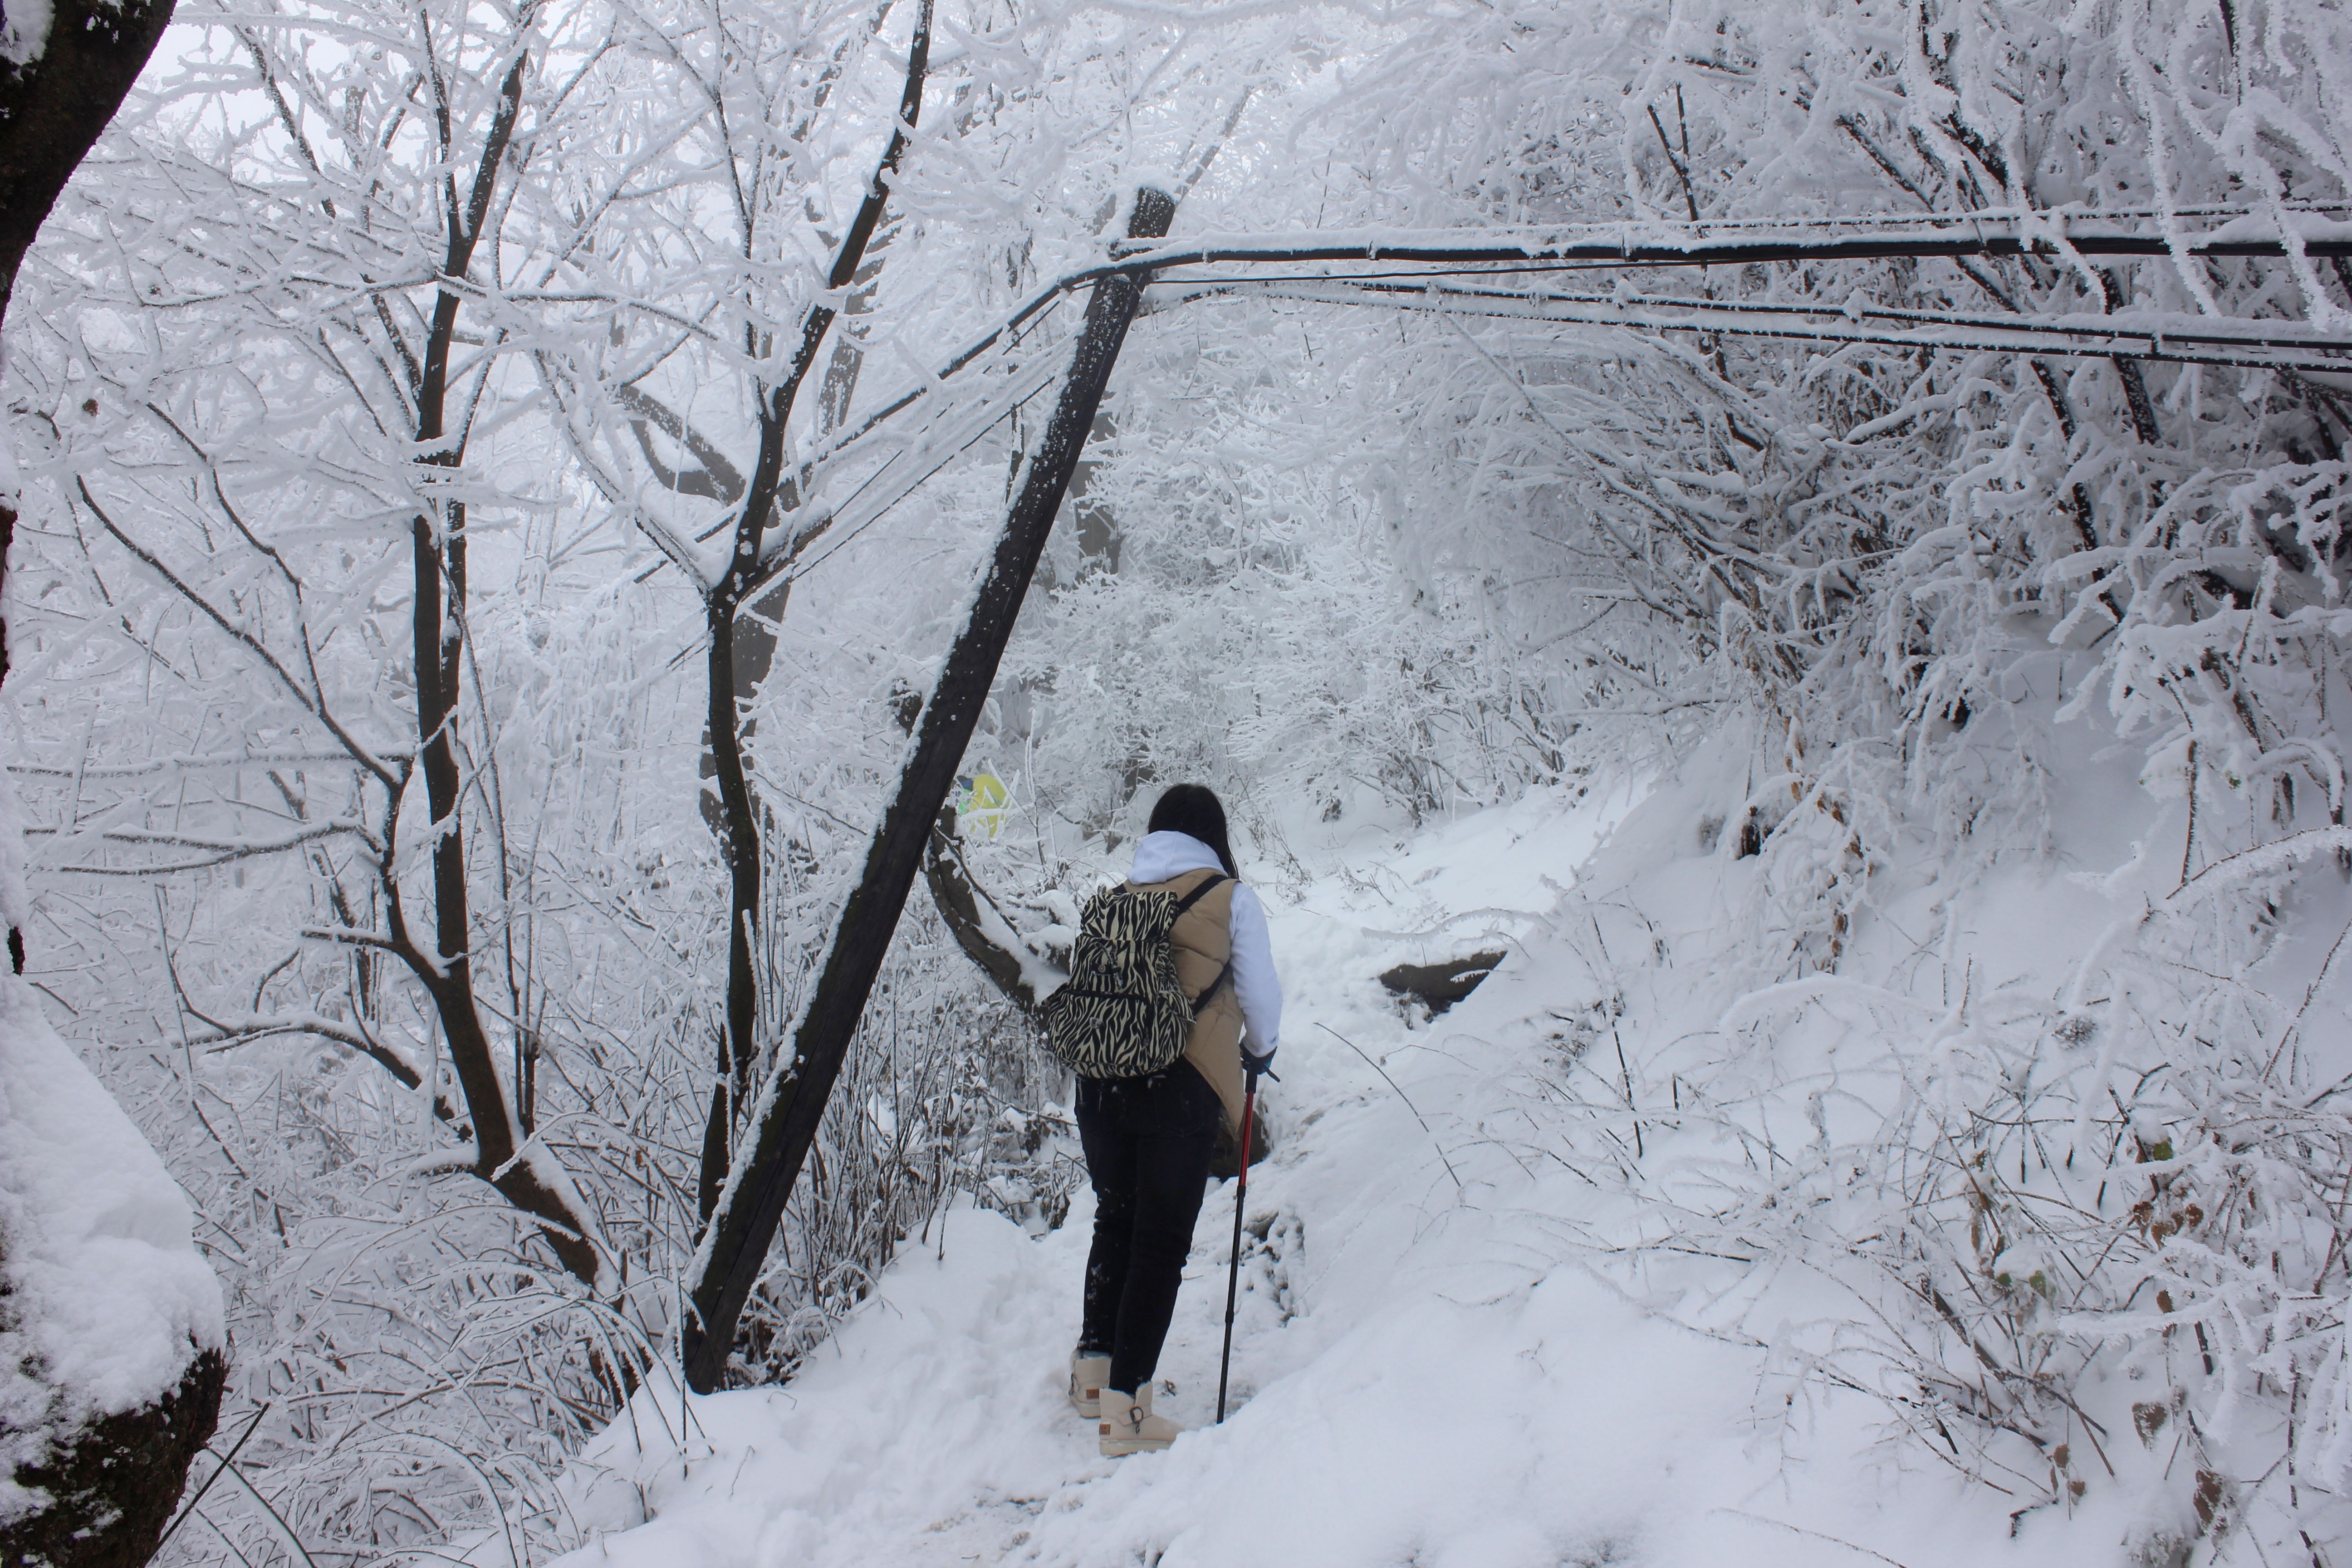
[[0, 974, 225, 1565], [1375, 950, 1506, 1014]]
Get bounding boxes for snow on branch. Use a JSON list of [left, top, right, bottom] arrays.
[[31, 817, 377, 876]]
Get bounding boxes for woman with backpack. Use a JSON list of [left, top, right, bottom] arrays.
[[1047, 784, 1282, 1458]]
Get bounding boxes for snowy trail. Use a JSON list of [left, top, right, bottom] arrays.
[[552, 781, 2054, 1568]]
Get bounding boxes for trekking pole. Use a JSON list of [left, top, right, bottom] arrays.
[[1216, 1069, 1259, 1424]]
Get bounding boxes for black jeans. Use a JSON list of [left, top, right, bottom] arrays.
[[1075, 1062, 1222, 1396]]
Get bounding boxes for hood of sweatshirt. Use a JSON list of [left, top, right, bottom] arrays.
[[1128, 830, 1225, 885]]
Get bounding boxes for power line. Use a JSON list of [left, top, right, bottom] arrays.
[[782, 351, 1068, 587], [1158, 272, 2350, 349], [1107, 210, 2352, 273], [1164, 279, 2352, 376], [622, 290, 1074, 589], [629, 208, 2352, 601]]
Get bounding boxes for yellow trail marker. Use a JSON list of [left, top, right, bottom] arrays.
[[958, 772, 1009, 838]]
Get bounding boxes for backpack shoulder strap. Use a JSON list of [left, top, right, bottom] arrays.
[[1169, 871, 1228, 917]]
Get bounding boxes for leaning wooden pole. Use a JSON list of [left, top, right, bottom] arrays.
[[683, 185, 1177, 1392]]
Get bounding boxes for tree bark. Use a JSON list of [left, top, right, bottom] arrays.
[[371, 19, 607, 1289], [0, 0, 177, 323], [684, 184, 1178, 1392], [0, 1348, 226, 1568], [923, 804, 1064, 1013], [2098, 268, 2164, 447]]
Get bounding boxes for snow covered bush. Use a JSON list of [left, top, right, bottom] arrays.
[[1499, 748, 2352, 1557]]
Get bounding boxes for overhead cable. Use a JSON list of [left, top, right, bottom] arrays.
[[1158, 280, 2352, 378], [1105, 210, 2352, 272]]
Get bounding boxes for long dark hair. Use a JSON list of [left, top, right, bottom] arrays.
[[1147, 783, 1238, 878]]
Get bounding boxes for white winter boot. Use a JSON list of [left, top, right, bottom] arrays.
[[1068, 1350, 1110, 1418], [1098, 1383, 1181, 1457]]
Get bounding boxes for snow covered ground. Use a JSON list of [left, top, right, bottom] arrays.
[[545, 725, 2235, 1568]]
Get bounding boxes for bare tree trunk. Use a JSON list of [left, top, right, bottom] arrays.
[[2098, 268, 2164, 447], [696, 0, 935, 1227], [364, 19, 607, 1289], [684, 185, 1179, 1392]]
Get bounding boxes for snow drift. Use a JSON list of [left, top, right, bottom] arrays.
[[0, 972, 224, 1522], [525, 663, 2352, 1568]]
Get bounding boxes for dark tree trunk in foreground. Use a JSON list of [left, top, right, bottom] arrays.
[[0, 0, 177, 324], [0, 3, 229, 1560], [684, 185, 1178, 1392], [0, 1348, 227, 1568]]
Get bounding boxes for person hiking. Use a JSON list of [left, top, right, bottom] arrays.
[[1052, 784, 1282, 1458]]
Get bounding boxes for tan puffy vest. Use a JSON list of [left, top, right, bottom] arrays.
[[1128, 866, 1247, 1131]]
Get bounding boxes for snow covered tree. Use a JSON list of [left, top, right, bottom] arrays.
[[1, 0, 227, 1558], [3, 1, 662, 1549]]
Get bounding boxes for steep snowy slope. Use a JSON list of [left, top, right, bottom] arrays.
[[542, 717, 2283, 1568]]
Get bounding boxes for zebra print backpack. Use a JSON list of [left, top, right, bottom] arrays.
[[1039, 872, 1230, 1079]]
